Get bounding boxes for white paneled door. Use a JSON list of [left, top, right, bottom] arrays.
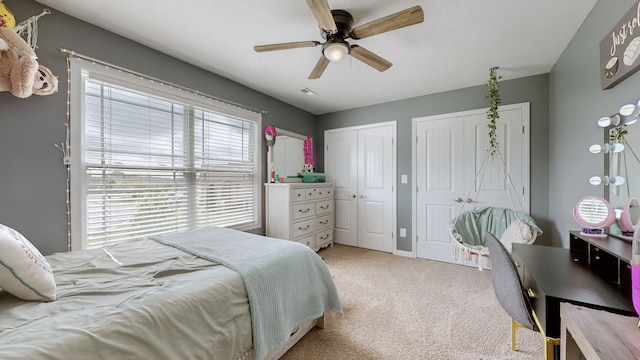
[[413, 103, 530, 263], [325, 123, 396, 253]]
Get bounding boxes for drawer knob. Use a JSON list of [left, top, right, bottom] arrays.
[[298, 208, 310, 213], [320, 220, 328, 224], [298, 225, 310, 230], [320, 235, 329, 240], [527, 288, 536, 298], [320, 205, 330, 209]]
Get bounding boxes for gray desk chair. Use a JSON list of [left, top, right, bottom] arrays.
[[484, 232, 560, 360]]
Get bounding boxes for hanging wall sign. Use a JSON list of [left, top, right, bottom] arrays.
[[600, 0, 640, 90]]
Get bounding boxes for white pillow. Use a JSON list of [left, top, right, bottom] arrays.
[[500, 220, 535, 253], [0, 224, 56, 301]]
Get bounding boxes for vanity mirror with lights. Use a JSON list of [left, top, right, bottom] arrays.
[[564, 103, 639, 306], [596, 101, 640, 240]]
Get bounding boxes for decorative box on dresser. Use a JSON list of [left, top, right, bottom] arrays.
[[265, 183, 334, 251]]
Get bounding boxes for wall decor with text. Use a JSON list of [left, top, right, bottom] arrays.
[[600, 0, 640, 90]]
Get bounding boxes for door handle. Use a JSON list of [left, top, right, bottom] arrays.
[[465, 198, 474, 203], [454, 197, 463, 203], [527, 288, 536, 298], [358, 194, 365, 198], [352, 194, 357, 198]]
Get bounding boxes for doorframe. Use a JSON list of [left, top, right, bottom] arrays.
[[410, 102, 531, 258], [324, 121, 398, 254]]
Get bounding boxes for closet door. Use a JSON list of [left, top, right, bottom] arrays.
[[415, 117, 465, 261], [357, 125, 394, 252], [325, 123, 396, 252], [325, 129, 358, 247], [413, 103, 529, 264]]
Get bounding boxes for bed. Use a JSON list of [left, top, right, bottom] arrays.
[[0, 226, 342, 360]]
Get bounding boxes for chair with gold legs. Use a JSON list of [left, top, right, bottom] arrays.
[[484, 232, 560, 359]]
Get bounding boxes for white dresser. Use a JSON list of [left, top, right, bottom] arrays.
[[265, 183, 334, 251]]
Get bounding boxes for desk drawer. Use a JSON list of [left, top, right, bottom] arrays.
[[522, 268, 549, 335], [569, 233, 588, 264], [621, 260, 632, 298], [511, 252, 525, 282], [590, 246, 618, 284]]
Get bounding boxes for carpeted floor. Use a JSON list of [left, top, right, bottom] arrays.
[[281, 244, 544, 360]]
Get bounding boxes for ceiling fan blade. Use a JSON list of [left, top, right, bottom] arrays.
[[308, 56, 330, 79], [350, 5, 424, 39], [305, 0, 338, 33], [350, 45, 392, 72], [254, 41, 320, 52]]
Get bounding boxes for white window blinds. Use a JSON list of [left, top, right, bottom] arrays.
[[70, 58, 261, 250]]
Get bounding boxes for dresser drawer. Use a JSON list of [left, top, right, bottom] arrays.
[[324, 188, 333, 199], [292, 188, 306, 202], [316, 200, 333, 215], [305, 187, 322, 200], [315, 229, 333, 248], [297, 235, 315, 249], [315, 214, 333, 231], [293, 218, 315, 238], [293, 202, 315, 220]]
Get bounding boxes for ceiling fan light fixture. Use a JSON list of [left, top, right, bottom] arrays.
[[322, 41, 349, 62]]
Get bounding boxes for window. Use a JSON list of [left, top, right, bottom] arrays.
[[70, 58, 261, 250]]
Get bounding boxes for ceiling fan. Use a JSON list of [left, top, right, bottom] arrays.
[[253, 0, 424, 79]]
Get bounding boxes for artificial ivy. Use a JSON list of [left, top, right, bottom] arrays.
[[485, 67, 502, 155]]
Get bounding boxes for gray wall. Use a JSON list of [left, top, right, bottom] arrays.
[[316, 75, 551, 252], [2, 0, 316, 255], [549, 0, 640, 247], [6, 0, 632, 255]]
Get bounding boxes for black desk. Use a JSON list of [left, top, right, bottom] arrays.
[[511, 243, 635, 340]]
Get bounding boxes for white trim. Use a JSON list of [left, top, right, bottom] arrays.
[[394, 249, 414, 258]]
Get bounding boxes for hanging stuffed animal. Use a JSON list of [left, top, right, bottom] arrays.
[[0, 0, 15, 29], [0, 25, 57, 98]]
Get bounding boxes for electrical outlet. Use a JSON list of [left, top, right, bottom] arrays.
[[400, 228, 406, 237]]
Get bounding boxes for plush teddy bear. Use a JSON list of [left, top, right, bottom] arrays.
[[0, 25, 57, 98]]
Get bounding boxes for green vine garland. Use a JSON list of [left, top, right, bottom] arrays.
[[610, 125, 627, 143], [485, 67, 502, 155]]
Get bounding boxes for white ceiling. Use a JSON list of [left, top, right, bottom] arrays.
[[36, 0, 597, 115]]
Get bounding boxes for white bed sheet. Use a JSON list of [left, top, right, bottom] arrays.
[[0, 239, 252, 360]]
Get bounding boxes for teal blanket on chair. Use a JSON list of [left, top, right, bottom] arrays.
[[451, 207, 542, 250], [151, 227, 343, 360]]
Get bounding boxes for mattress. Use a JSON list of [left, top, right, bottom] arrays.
[[0, 238, 253, 360]]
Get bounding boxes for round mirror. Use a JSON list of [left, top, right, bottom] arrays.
[[620, 197, 640, 237], [573, 196, 615, 237]]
